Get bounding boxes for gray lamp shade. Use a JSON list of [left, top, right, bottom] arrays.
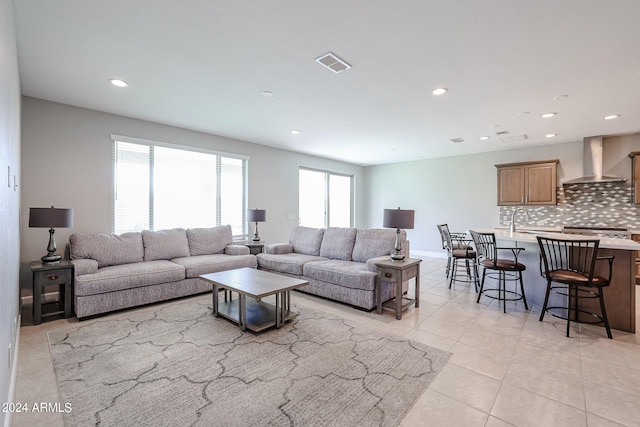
[[383, 208, 415, 229], [247, 209, 266, 222], [29, 207, 74, 228]]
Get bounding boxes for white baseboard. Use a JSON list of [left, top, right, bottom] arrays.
[[411, 250, 447, 259], [4, 314, 21, 427]]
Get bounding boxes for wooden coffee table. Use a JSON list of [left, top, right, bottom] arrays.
[[199, 268, 308, 332]]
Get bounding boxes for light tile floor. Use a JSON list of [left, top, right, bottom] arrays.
[[11, 256, 640, 426]]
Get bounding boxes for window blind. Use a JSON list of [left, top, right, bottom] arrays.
[[112, 137, 247, 236]]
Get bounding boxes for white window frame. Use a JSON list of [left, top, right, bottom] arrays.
[[111, 134, 249, 237], [299, 167, 354, 228]]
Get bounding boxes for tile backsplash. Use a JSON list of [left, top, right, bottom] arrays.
[[499, 181, 640, 229]]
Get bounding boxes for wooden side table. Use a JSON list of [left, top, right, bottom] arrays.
[[30, 260, 74, 325], [375, 258, 422, 320], [236, 240, 266, 255]]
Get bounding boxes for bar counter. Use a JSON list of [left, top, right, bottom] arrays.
[[470, 228, 640, 333]]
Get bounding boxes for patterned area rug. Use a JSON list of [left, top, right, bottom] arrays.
[[49, 295, 450, 426]]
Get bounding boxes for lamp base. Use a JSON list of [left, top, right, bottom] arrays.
[[42, 228, 61, 263], [390, 252, 405, 261], [389, 227, 405, 261], [41, 254, 62, 264], [252, 222, 261, 241]]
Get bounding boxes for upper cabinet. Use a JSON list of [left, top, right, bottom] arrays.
[[496, 160, 558, 206]]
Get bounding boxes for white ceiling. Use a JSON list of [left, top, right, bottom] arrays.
[[13, 0, 640, 166]]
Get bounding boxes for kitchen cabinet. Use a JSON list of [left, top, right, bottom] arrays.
[[632, 234, 640, 285], [628, 152, 640, 204], [496, 160, 558, 206]]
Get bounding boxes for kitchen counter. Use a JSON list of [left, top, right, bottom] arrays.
[[470, 228, 639, 333], [481, 227, 640, 251]]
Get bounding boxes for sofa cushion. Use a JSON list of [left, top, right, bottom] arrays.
[[224, 244, 250, 255], [303, 260, 377, 291], [69, 232, 144, 268], [351, 229, 406, 263], [256, 253, 328, 276], [265, 243, 294, 254], [74, 260, 186, 296], [319, 227, 357, 261], [142, 228, 191, 261], [289, 226, 325, 256], [172, 254, 257, 278], [187, 225, 232, 256]]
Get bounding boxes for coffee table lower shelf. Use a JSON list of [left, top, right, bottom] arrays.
[[211, 298, 298, 333]]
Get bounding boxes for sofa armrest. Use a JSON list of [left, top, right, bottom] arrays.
[[265, 243, 294, 254], [365, 255, 392, 273], [70, 259, 98, 276], [225, 244, 251, 255]]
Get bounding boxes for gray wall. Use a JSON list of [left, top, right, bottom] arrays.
[[0, 0, 22, 424], [363, 140, 588, 255], [20, 97, 365, 296]]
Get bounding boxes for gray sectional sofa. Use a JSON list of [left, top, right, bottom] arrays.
[[256, 226, 409, 310], [69, 225, 256, 318]]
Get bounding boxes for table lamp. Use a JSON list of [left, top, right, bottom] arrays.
[[383, 207, 414, 261], [29, 206, 74, 263], [247, 209, 266, 241]]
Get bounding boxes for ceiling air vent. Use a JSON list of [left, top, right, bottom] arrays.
[[495, 130, 510, 136], [450, 138, 464, 143], [315, 52, 351, 73], [500, 134, 528, 143]]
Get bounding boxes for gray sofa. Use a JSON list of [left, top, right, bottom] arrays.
[[69, 225, 256, 318], [256, 226, 409, 310]]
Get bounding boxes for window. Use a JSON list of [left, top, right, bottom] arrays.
[[299, 168, 353, 228], [112, 136, 248, 236]]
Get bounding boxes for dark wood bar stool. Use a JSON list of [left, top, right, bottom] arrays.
[[536, 236, 613, 339], [470, 230, 528, 313]]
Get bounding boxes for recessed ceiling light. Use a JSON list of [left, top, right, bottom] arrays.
[[518, 112, 530, 116], [489, 124, 501, 128], [432, 87, 448, 96], [545, 134, 557, 138], [109, 78, 128, 88], [553, 95, 569, 101], [480, 136, 490, 140], [290, 130, 301, 135], [604, 114, 621, 120], [261, 91, 273, 97], [541, 112, 557, 118]]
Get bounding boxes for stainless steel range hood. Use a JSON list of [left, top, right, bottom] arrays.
[[563, 136, 626, 184]]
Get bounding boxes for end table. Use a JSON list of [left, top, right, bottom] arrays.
[[375, 258, 422, 320], [30, 260, 74, 325], [236, 240, 266, 255]]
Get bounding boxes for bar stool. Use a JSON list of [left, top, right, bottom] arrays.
[[536, 236, 613, 339], [437, 224, 473, 279], [438, 225, 478, 291], [470, 230, 528, 313]]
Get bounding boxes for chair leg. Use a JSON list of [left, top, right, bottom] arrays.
[[445, 256, 451, 278], [598, 288, 613, 339], [472, 259, 479, 293], [567, 285, 575, 338], [539, 279, 552, 322], [465, 259, 471, 277], [449, 258, 456, 289], [476, 268, 486, 303], [518, 271, 528, 310], [500, 270, 506, 314]]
